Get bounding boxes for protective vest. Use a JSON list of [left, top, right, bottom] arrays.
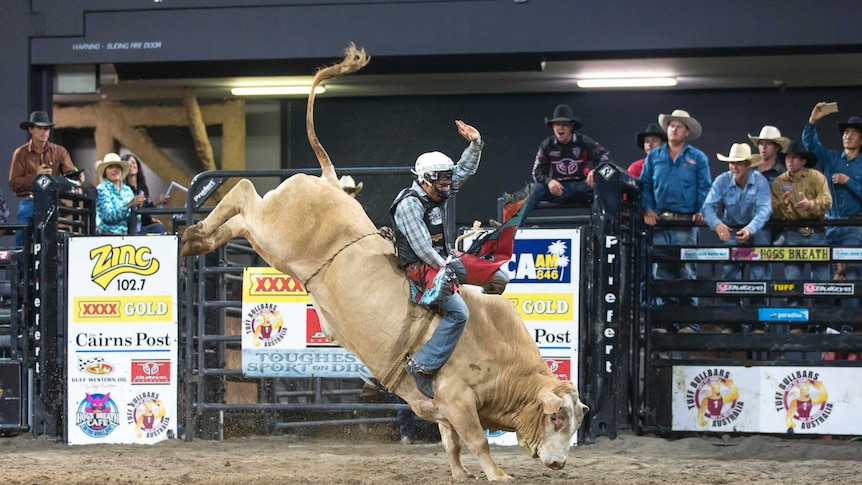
[[389, 187, 450, 268]]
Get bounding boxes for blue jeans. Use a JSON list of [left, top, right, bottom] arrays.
[[519, 180, 593, 227], [412, 289, 469, 372], [14, 198, 33, 247], [652, 226, 699, 331], [780, 229, 830, 281]]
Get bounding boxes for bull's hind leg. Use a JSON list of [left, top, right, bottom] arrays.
[[181, 179, 260, 255], [438, 421, 473, 481]]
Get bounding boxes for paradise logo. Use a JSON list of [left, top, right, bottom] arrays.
[[774, 370, 832, 431], [508, 239, 572, 283], [685, 369, 744, 428], [126, 392, 170, 439], [89, 244, 160, 290], [75, 392, 121, 438], [243, 303, 287, 348]]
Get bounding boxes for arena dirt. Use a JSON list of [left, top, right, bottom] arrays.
[[1, 429, 860, 484]]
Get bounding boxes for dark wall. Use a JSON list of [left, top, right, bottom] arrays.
[[287, 87, 862, 227]]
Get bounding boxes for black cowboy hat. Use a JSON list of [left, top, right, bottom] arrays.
[[545, 104, 582, 130], [636, 123, 667, 149], [20, 110, 54, 130], [781, 140, 818, 168], [837, 116, 862, 136]]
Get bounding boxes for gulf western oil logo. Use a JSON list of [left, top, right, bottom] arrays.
[[243, 303, 287, 348], [774, 371, 832, 431], [89, 244, 160, 290], [506, 293, 573, 320], [508, 239, 572, 283], [74, 296, 173, 323], [685, 369, 744, 428]]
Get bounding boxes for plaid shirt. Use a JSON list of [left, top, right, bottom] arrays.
[[393, 139, 483, 268]]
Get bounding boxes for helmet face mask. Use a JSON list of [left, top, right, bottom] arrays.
[[413, 152, 455, 197]]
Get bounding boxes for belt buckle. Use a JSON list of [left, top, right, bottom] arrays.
[[799, 227, 813, 236], [659, 211, 673, 221]]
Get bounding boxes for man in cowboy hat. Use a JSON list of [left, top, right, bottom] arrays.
[[703, 143, 772, 331], [628, 123, 667, 179], [748, 125, 790, 185], [804, 102, 862, 282], [339, 174, 363, 198], [519, 104, 612, 227], [770, 141, 831, 344], [640, 109, 711, 332], [8, 110, 78, 246]]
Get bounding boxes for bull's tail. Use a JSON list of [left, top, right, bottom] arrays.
[[306, 43, 371, 185]]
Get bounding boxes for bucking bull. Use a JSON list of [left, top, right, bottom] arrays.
[[181, 44, 589, 481]]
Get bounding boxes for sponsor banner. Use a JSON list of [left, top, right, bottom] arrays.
[[716, 282, 766, 294], [758, 308, 809, 322], [66, 236, 178, 445], [506, 234, 574, 285], [833, 247, 862, 260], [244, 268, 309, 301], [242, 348, 367, 377], [771, 283, 796, 293], [731, 247, 830, 261], [673, 366, 862, 434], [506, 293, 573, 321], [681, 248, 729, 261], [803, 282, 854, 295]]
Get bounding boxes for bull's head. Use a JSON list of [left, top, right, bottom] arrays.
[[519, 384, 589, 470]]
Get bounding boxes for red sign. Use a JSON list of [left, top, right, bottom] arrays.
[[131, 360, 171, 385]]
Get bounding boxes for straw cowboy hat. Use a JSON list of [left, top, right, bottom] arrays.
[[748, 125, 790, 152], [717, 143, 763, 167], [545, 104, 582, 130], [20, 111, 55, 130], [339, 174, 363, 195], [636, 123, 667, 149], [781, 140, 818, 168], [658, 109, 702, 140], [95, 152, 130, 182], [837, 116, 862, 136]]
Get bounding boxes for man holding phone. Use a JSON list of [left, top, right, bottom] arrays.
[[9, 111, 78, 246], [803, 102, 862, 282]]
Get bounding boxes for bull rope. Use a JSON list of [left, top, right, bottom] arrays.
[[302, 231, 382, 287]]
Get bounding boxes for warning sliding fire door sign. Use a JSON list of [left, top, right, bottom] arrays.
[[240, 267, 366, 378], [66, 236, 178, 445]]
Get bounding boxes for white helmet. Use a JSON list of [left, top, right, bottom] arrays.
[[412, 151, 454, 183]]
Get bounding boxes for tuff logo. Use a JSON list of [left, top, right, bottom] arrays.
[[90, 244, 160, 289]]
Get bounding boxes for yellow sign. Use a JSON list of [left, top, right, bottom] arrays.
[[243, 267, 310, 302], [74, 295, 173, 322], [506, 293, 573, 321], [731, 247, 830, 261]]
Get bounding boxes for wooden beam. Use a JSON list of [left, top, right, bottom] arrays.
[[182, 87, 217, 172]]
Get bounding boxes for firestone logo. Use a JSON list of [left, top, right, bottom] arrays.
[[89, 244, 160, 289]]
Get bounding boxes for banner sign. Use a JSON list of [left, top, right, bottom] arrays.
[[731, 247, 830, 261], [240, 267, 365, 378], [66, 236, 178, 445], [672, 366, 862, 434]]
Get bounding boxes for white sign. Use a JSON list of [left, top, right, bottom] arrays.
[[66, 236, 178, 445]]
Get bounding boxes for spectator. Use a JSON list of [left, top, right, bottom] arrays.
[[339, 175, 363, 198], [8, 111, 78, 246], [95, 153, 145, 235], [390, 120, 483, 399], [702, 143, 772, 332], [803, 104, 862, 284], [748, 125, 790, 185], [519, 104, 612, 227], [122, 154, 167, 234], [628, 123, 666, 179], [640, 109, 712, 332], [770, 140, 830, 346]]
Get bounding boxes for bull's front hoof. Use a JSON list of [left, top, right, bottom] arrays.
[[180, 239, 210, 257], [181, 222, 206, 243]]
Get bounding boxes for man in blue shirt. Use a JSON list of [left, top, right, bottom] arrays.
[[640, 109, 712, 332], [803, 103, 862, 282]]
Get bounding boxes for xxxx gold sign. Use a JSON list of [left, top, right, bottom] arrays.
[[506, 293, 573, 321], [731, 247, 830, 262], [74, 295, 173, 322], [243, 267, 310, 302], [90, 244, 160, 290]]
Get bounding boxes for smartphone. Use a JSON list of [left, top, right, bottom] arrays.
[[780, 185, 793, 191], [822, 102, 838, 114]]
